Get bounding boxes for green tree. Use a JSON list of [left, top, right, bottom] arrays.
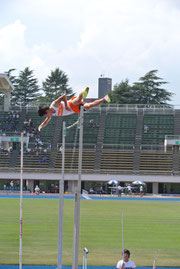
[[40, 68, 74, 104], [11, 67, 40, 106], [108, 79, 134, 104], [132, 70, 173, 104]]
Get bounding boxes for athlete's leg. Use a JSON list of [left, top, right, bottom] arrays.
[[72, 87, 89, 106], [84, 94, 111, 111]]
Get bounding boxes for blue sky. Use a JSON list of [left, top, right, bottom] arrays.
[[1, 0, 180, 104]]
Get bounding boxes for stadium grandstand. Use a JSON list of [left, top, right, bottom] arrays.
[[1, 73, 180, 195], [1, 94, 180, 195]]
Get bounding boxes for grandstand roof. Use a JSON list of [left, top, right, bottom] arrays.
[[0, 73, 14, 93]]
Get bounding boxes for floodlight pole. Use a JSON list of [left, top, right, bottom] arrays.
[[19, 133, 24, 269], [72, 107, 84, 269], [57, 121, 66, 269]]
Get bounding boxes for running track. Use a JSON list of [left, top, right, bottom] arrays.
[[0, 194, 180, 201]]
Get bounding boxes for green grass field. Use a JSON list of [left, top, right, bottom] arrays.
[[0, 198, 180, 266]]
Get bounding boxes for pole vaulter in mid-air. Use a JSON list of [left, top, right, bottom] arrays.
[[37, 87, 111, 131]]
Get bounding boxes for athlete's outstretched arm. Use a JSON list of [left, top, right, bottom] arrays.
[[38, 116, 52, 132]]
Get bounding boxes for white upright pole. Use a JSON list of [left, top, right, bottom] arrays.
[[121, 212, 124, 262], [57, 121, 66, 269], [72, 107, 84, 269], [153, 258, 157, 269], [19, 133, 24, 269]]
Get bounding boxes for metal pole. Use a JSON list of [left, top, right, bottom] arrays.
[[153, 258, 157, 269], [72, 107, 84, 269], [57, 121, 66, 269], [83, 250, 85, 269], [83, 248, 88, 269], [85, 252, 87, 269], [19, 133, 24, 269], [121, 212, 124, 262]]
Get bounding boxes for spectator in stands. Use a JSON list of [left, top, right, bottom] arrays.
[[89, 119, 96, 128], [140, 185, 143, 197], [38, 88, 110, 131], [127, 185, 132, 195], [118, 185, 123, 197], [89, 188, 95, 194], [100, 186, 104, 196], [35, 185, 40, 195], [144, 125, 149, 133], [26, 148, 31, 153], [55, 185, 59, 193], [116, 249, 136, 269], [89, 119, 94, 128], [7, 146, 13, 153], [42, 155, 47, 163], [24, 119, 29, 125], [10, 181, 14, 192]]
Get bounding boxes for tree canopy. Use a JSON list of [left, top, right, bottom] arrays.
[[39, 68, 74, 104], [11, 67, 40, 106], [109, 70, 174, 105], [132, 70, 173, 104], [1, 68, 174, 106], [109, 79, 134, 104]]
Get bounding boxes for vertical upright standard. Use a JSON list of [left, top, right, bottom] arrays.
[[19, 133, 24, 269], [121, 212, 124, 261], [83, 248, 89, 269], [72, 107, 84, 269], [57, 121, 66, 269]]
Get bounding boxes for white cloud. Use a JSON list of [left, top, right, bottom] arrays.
[[0, 20, 27, 62], [1, 0, 180, 101]]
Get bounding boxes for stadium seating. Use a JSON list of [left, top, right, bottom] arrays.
[[142, 114, 174, 145], [15, 151, 50, 172], [0, 111, 19, 135], [26, 111, 57, 143], [55, 149, 96, 172], [0, 152, 12, 170], [100, 151, 134, 173], [58, 112, 100, 146], [0, 107, 177, 176], [103, 113, 137, 146], [139, 152, 173, 174]]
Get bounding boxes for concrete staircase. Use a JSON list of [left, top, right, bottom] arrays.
[[172, 109, 180, 173], [174, 109, 180, 135], [133, 109, 144, 173], [94, 110, 106, 171]]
